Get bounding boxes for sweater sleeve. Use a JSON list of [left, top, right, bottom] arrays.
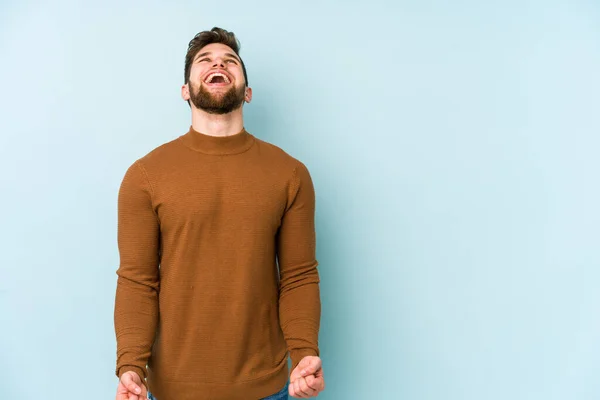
[[277, 161, 322, 374], [114, 160, 160, 385]]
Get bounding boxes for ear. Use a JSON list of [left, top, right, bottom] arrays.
[[244, 87, 253, 103], [181, 83, 190, 101]]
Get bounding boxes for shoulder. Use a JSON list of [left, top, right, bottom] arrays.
[[119, 131, 190, 179], [119, 132, 188, 189], [137, 136, 183, 167], [253, 136, 311, 174], [252, 136, 316, 196]]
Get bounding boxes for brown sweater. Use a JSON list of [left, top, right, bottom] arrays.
[[114, 126, 321, 400]]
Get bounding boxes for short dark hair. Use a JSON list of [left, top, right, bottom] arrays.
[[184, 27, 248, 86]]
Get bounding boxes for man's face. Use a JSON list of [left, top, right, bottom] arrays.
[[183, 43, 251, 114]]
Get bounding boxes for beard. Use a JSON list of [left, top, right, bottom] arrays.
[[189, 81, 246, 115]]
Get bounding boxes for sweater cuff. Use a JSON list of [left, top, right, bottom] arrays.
[[290, 348, 320, 375], [118, 366, 148, 390]]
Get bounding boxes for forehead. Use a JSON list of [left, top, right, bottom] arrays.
[[195, 43, 237, 59]]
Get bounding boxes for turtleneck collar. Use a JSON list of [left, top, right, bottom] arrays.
[[179, 125, 255, 155]]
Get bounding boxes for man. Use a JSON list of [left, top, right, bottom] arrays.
[[114, 27, 325, 400]]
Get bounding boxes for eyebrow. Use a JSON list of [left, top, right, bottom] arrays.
[[194, 51, 241, 62]]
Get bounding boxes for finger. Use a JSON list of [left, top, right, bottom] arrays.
[[291, 360, 318, 381], [122, 376, 143, 396], [312, 376, 325, 392], [295, 378, 311, 398], [117, 381, 130, 395], [290, 379, 298, 398], [129, 385, 142, 396], [293, 379, 304, 398], [117, 380, 139, 400], [305, 375, 318, 391], [300, 358, 322, 376], [298, 377, 316, 397], [121, 374, 142, 395]]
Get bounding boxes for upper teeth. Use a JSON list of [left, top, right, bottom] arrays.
[[206, 73, 230, 83]]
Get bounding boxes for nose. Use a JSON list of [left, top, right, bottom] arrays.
[[212, 58, 225, 68]]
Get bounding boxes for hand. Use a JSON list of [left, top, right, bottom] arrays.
[[289, 356, 325, 398], [116, 371, 148, 400]]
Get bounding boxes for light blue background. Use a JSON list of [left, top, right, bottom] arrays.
[[1, 0, 599, 399]]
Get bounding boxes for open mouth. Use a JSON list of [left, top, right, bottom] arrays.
[[204, 72, 231, 86]]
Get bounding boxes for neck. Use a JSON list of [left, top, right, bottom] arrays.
[[190, 105, 245, 137]]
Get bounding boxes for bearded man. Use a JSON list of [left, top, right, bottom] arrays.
[[113, 27, 325, 400]]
